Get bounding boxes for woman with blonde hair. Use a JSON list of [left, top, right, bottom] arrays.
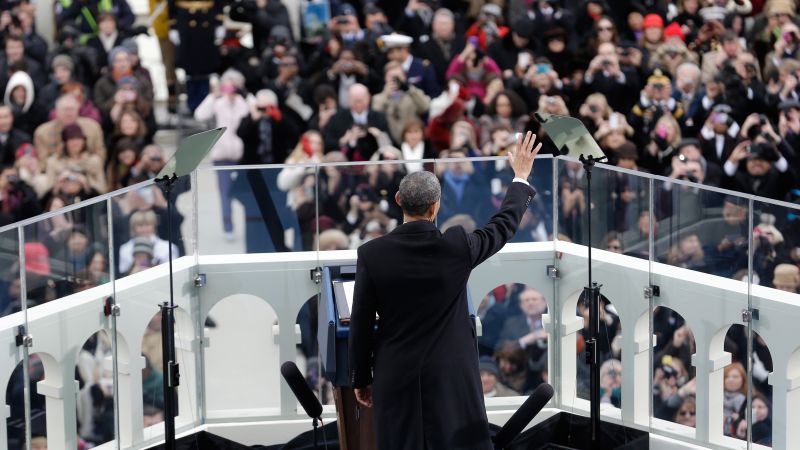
[[579, 93, 614, 136], [641, 114, 683, 174]]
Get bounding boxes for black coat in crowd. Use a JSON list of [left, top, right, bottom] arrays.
[[349, 180, 536, 450], [0, 128, 31, 166]]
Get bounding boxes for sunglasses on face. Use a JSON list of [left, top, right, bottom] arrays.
[[679, 410, 696, 416]]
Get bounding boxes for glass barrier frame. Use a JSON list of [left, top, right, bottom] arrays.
[[2, 154, 799, 449]]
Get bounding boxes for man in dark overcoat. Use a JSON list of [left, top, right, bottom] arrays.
[[349, 132, 542, 449], [168, 0, 222, 111]]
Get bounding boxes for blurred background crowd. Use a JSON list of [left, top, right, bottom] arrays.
[[1, 0, 798, 446]]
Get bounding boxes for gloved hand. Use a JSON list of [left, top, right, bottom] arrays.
[[168, 29, 180, 46]]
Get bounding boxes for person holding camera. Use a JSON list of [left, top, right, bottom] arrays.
[[698, 103, 739, 169], [323, 48, 378, 107], [237, 89, 301, 165], [323, 83, 390, 156], [764, 21, 800, 78], [630, 69, 684, 147], [371, 61, 431, 144], [723, 118, 797, 200], [381, 33, 440, 99], [445, 37, 502, 101], [0, 165, 40, 226], [194, 69, 251, 239], [584, 42, 639, 112]]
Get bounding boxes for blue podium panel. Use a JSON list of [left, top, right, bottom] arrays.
[[318, 264, 479, 387]]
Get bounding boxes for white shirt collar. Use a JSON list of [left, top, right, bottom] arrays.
[[402, 54, 413, 74], [351, 110, 368, 125]]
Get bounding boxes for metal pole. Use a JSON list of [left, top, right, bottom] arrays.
[[18, 227, 31, 450], [581, 157, 601, 442], [159, 176, 180, 450], [745, 199, 755, 449], [107, 198, 121, 449]]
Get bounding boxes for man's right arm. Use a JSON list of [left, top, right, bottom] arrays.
[[348, 250, 378, 388], [466, 132, 541, 268]]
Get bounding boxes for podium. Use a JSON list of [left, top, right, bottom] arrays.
[[317, 264, 376, 450]]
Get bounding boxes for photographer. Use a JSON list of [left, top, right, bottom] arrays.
[[323, 83, 390, 156], [584, 42, 639, 112], [699, 103, 739, 170], [323, 48, 379, 107], [764, 21, 800, 79], [381, 33, 440, 99], [371, 61, 430, 144], [723, 135, 797, 200], [237, 89, 301, 165], [194, 69, 251, 240], [666, 139, 720, 186], [445, 37, 502, 101], [630, 69, 684, 146], [0, 165, 39, 226]]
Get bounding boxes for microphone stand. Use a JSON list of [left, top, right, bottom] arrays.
[[578, 154, 606, 443], [156, 173, 180, 450]]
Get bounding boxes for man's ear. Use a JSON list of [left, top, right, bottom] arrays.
[[429, 200, 441, 219], [395, 191, 402, 206]]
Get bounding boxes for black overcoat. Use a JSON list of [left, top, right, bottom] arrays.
[[349, 181, 535, 450]]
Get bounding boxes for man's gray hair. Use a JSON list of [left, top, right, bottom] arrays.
[[398, 171, 441, 216]]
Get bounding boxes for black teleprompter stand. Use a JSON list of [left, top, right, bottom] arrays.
[[157, 173, 180, 450], [577, 153, 607, 444], [150, 127, 226, 449]]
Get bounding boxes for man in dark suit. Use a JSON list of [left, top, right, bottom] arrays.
[[349, 132, 542, 450], [583, 42, 639, 113], [413, 8, 465, 90], [496, 287, 548, 350], [0, 105, 31, 167], [323, 83, 390, 157]]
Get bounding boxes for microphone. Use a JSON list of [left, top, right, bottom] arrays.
[[493, 383, 554, 449], [281, 361, 323, 419]]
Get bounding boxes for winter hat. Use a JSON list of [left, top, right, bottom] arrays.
[[663, 22, 685, 41], [643, 14, 664, 29]]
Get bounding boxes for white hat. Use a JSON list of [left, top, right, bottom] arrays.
[[381, 34, 413, 50], [481, 3, 503, 17]]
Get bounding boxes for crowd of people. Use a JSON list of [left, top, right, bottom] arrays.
[[474, 285, 774, 445], [0, 0, 798, 446]]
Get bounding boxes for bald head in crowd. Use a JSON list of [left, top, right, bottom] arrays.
[[55, 94, 80, 125], [349, 83, 371, 115]]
